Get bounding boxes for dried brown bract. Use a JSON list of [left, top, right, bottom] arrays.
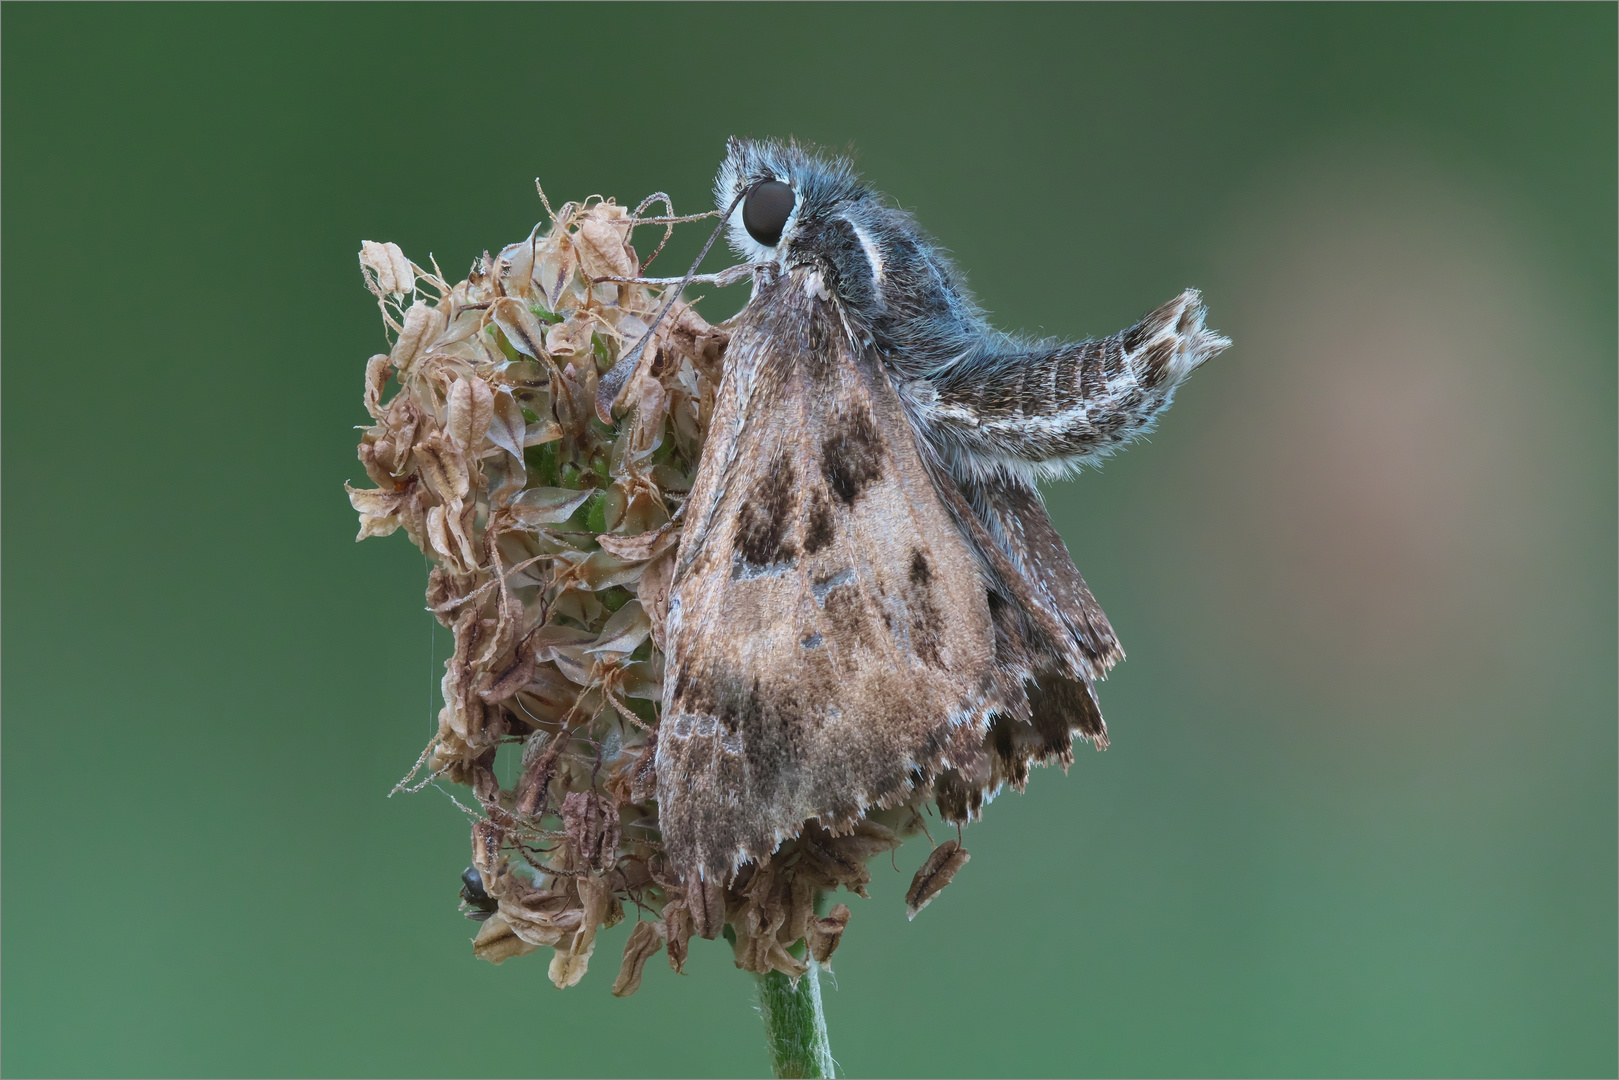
[[905, 840, 972, 920]]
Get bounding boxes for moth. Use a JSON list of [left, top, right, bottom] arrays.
[[627, 139, 1229, 890]]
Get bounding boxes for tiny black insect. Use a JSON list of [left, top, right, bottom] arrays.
[[459, 865, 498, 922]]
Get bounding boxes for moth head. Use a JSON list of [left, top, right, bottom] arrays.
[[715, 137, 867, 269]]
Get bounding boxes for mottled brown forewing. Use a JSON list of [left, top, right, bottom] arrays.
[[658, 272, 1000, 882]]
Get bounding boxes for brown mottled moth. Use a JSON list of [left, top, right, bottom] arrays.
[[612, 139, 1230, 892]]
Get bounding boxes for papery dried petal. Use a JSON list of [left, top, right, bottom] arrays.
[[504, 901, 577, 949], [905, 840, 971, 920], [638, 551, 676, 651], [547, 873, 618, 989], [586, 601, 651, 656], [345, 483, 407, 518], [576, 208, 636, 281], [345, 483, 407, 540], [363, 354, 392, 420], [415, 437, 468, 502], [576, 548, 642, 591], [360, 240, 415, 297], [472, 913, 541, 964], [445, 376, 493, 452], [545, 313, 596, 363], [507, 486, 593, 527], [432, 306, 485, 351], [389, 302, 445, 375], [424, 505, 455, 565], [596, 522, 678, 563], [562, 791, 622, 872], [357, 442, 398, 490], [487, 388, 527, 461], [663, 901, 694, 973], [549, 942, 593, 989], [479, 638, 537, 703], [611, 919, 666, 998], [513, 736, 561, 820], [524, 417, 563, 447], [617, 659, 662, 701], [489, 297, 550, 361], [497, 235, 538, 299], [806, 904, 852, 964], [688, 875, 726, 941]]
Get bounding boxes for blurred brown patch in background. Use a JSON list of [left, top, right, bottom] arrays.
[[1156, 146, 1606, 736]]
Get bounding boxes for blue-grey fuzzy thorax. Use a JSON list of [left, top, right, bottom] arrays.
[[716, 138, 1008, 381]]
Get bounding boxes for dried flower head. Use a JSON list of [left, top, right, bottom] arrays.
[[349, 189, 980, 995]]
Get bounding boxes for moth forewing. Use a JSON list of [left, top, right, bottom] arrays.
[[658, 271, 1002, 883]]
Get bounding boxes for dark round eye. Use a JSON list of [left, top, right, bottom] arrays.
[[460, 865, 488, 901], [742, 180, 795, 247]]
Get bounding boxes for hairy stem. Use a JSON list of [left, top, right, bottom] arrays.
[[757, 960, 834, 1079]]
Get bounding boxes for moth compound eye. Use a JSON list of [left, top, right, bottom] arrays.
[[742, 180, 794, 247]]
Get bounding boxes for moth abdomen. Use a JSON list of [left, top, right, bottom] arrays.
[[916, 289, 1230, 482]]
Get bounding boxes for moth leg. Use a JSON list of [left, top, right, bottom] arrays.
[[912, 289, 1230, 476]]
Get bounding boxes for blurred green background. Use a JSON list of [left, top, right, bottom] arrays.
[[3, 4, 1614, 1077]]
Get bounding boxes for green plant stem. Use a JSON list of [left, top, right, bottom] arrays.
[[757, 960, 834, 1079]]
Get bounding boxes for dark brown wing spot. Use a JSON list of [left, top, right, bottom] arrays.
[[820, 406, 883, 506], [988, 715, 1029, 788], [735, 459, 799, 566], [902, 549, 946, 668], [803, 491, 835, 554], [909, 607, 943, 668]]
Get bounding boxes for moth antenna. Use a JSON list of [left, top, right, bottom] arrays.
[[627, 193, 722, 271], [430, 783, 482, 820], [593, 188, 746, 424], [633, 191, 670, 216]]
